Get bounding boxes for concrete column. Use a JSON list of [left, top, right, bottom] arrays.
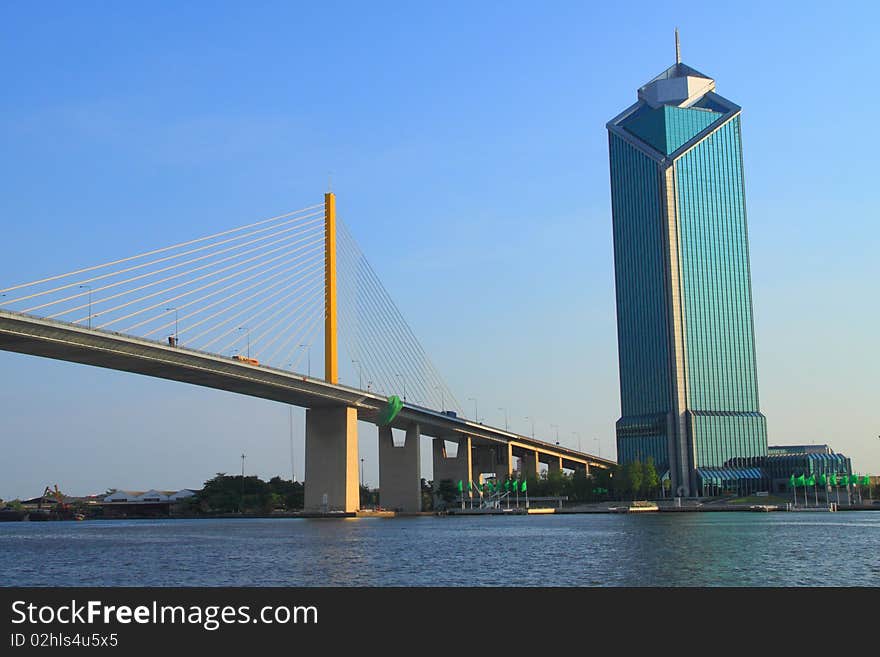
[[496, 443, 512, 480], [547, 455, 562, 474], [522, 450, 540, 480], [432, 436, 472, 487], [304, 406, 359, 512], [432, 436, 472, 508], [472, 445, 497, 480], [378, 423, 421, 512]]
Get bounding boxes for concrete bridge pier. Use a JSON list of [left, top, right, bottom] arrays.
[[432, 436, 472, 507], [546, 454, 563, 475], [472, 446, 497, 482], [378, 422, 422, 512], [520, 449, 540, 480], [304, 406, 359, 512], [496, 443, 513, 481], [432, 436, 472, 487]]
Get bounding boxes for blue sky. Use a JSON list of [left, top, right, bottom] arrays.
[[1, 1, 878, 498]]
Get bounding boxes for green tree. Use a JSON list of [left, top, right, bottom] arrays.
[[624, 460, 644, 500], [420, 478, 433, 512], [433, 479, 457, 509], [267, 476, 304, 510], [545, 468, 568, 497], [571, 468, 592, 502], [643, 457, 660, 499]]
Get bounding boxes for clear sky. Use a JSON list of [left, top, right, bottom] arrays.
[[1, 1, 878, 499]]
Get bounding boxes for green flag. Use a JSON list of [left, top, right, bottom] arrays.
[[806, 475, 815, 487], [840, 475, 849, 486], [795, 474, 806, 487], [467, 481, 473, 492], [830, 473, 838, 486], [504, 480, 511, 492], [457, 480, 463, 493], [521, 480, 527, 493], [789, 474, 796, 489], [818, 474, 827, 486], [862, 475, 870, 486], [512, 480, 519, 493]]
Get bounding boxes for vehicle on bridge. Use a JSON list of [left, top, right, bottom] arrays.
[[232, 355, 260, 366]]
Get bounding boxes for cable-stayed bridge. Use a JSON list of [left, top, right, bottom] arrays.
[[0, 194, 613, 512]]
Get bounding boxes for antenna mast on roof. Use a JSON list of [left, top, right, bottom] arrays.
[[675, 27, 681, 64]]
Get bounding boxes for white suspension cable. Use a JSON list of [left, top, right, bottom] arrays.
[[205, 280, 323, 355], [336, 244, 407, 400], [273, 303, 326, 372], [257, 290, 325, 363], [96, 233, 324, 329], [36, 219, 324, 317], [231, 280, 324, 355], [337, 234, 435, 405], [0, 203, 324, 296], [142, 252, 324, 338], [181, 261, 324, 347], [117, 250, 324, 333], [341, 220, 460, 410]]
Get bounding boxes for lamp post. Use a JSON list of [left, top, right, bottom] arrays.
[[395, 374, 406, 402], [299, 343, 311, 377], [498, 407, 509, 431], [551, 424, 559, 446], [240, 453, 246, 513], [525, 416, 535, 439], [287, 406, 296, 482], [573, 432, 582, 452], [237, 326, 250, 359], [352, 359, 363, 389], [78, 285, 93, 329], [165, 307, 178, 346], [468, 397, 478, 423], [360, 457, 365, 486]]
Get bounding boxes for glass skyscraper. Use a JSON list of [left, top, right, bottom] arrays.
[[607, 47, 768, 496]]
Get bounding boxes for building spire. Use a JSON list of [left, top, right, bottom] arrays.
[[675, 27, 681, 64]]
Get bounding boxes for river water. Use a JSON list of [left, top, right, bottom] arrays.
[[1, 513, 878, 587]]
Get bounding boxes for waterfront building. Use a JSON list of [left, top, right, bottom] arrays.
[[607, 33, 767, 496]]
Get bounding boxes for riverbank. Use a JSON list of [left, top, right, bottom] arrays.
[[6, 500, 877, 521]]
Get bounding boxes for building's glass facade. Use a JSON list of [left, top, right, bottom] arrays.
[[607, 60, 768, 495]]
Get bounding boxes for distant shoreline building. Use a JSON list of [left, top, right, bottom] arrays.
[[606, 33, 767, 496]]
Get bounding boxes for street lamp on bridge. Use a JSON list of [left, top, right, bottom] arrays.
[[551, 424, 560, 446], [78, 285, 93, 329], [299, 343, 311, 377], [524, 416, 535, 439], [165, 307, 178, 347], [237, 326, 250, 359], [352, 359, 363, 389], [498, 407, 509, 431], [468, 397, 478, 423], [240, 453, 246, 513]]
